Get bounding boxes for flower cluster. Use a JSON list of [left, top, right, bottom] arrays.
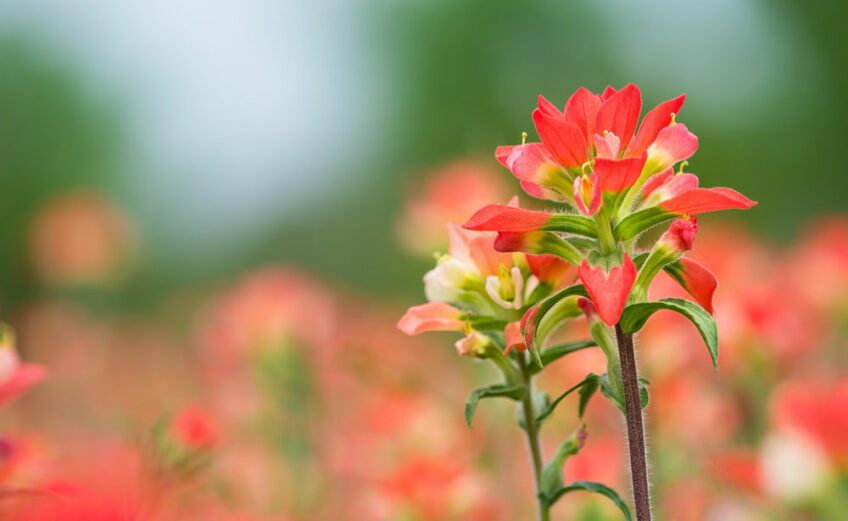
[[399, 84, 756, 518]]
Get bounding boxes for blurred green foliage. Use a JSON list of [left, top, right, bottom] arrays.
[[1, 0, 847, 307]]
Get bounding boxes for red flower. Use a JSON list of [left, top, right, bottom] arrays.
[[498, 85, 690, 202], [578, 254, 637, 325]]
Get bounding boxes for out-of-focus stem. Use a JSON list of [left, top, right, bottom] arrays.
[[516, 353, 551, 521], [614, 324, 652, 521]]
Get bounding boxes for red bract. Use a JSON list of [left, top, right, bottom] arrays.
[[503, 321, 526, 355], [594, 153, 646, 193], [660, 187, 757, 215], [670, 257, 718, 314], [578, 254, 637, 325], [463, 204, 551, 232]]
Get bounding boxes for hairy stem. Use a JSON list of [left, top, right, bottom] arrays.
[[516, 353, 551, 521], [614, 324, 652, 521]]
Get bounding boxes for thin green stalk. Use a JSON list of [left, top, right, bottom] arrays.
[[516, 353, 551, 521]]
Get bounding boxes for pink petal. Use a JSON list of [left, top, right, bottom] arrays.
[[628, 94, 686, 157], [593, 132, 621, 159], [647, 123, 698, 172], [495, 143, 562, 186], [595, 84, 642, 154], [640, 168, 675, 198], [397, 302, 465, 335]]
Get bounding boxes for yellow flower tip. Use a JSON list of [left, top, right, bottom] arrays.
[[669, 112, 677, 126], [603, 130, 609, 136], [677, 160, 689, 174], [521, 131, 527, 145]]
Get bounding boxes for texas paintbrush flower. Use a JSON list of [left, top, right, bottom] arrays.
[[399, 84, 756, 521]]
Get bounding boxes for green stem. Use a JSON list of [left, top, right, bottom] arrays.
[[594, 207, 617, 255], [517, 353, 551, 521]]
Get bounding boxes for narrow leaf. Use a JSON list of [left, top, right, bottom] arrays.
[[529, 339, 597, 375], [464, 384, 526, 428], [542, 481, 633, 520], [542, 214, 599, 237], [529, 283, 588, 366], [535, 374, 599, 424], [614, 206, 672, 241], [619, 297, 719, 371]]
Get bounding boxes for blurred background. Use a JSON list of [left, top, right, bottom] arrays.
[[0, 1, 846, 520]]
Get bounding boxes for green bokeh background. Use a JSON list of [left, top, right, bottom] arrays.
[[1, 0, 846, 311]]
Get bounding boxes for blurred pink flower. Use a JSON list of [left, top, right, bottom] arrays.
[[396, 161, 511, 256]]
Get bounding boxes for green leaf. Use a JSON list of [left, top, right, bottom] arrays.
[[464, 384, 526, 428], [639, 376, 650, 409], [517, 390, 550, 431], [542, 214, 598, 238], [529, 340, 597, 375], [529, 283, 588, 367], [614, 205, 673, 241], [598, 373, 649, 413], [541, 481, 633, 520], [565, 236, 596, 252], [578, 374, 601, 418], [619, 297, 719, 371], [540, 427, 585, 496], [536, 373, 599, 424], [598, 373, 625, 414]]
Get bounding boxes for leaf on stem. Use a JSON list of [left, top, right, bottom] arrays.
[[619, 297, 719, 371], [535, 373, 600, 425], [529, 339, 597, 375], [464, 384, 526, 428], [541, 481, 633, 520]]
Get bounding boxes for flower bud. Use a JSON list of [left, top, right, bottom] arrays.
[[455, 330, 496, 359], [658, 214, 698, 254], [631, 216, 699, 305]]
